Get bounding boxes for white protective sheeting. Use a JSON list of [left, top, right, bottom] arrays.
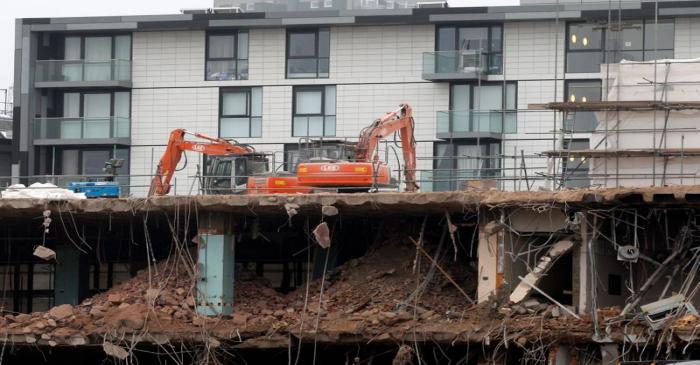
[[590, 59, 700, 187], [1, 183, 87, 200]]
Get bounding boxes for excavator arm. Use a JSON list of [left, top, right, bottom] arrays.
[[149, 129, 255, 196], [355, 104, 418, 192]]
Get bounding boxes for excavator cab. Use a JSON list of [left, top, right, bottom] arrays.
[[203, 153, 270, 194]]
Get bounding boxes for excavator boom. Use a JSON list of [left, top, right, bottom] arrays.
[[149, 129, 255, 196]]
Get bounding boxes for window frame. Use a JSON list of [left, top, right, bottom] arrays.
[[292, 85, 336, 137], [449, 81, 517, 111], [446, 82, 517, 134], [561, 138, 590, 188], [219, 87, 262, 138], [563, 79, 602, 132], [286, 28, 330, 79], [60, 33, 133, 61], [205, 30, 249, 81], [58, 90, 131, 139], [565, 22, 605, 73], [432, 139, 502, 191], [44, 146, 129, 175], [566, 19, 675, 73], [435, 24, 504, 75]]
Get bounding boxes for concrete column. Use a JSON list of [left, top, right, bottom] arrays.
[[54, 246, 89, 305], [196, 214, 235, 316], [477, 217, 502, 303]]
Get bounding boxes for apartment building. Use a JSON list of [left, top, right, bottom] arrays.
[[11, 0, 700, 195]]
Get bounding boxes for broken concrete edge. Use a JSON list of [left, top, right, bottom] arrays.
[[0, 319, 696, 348], [1, 186, 700, 217]]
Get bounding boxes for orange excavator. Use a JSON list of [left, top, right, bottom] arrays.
[[295, 103, 418, 192], [149, 129, 306, 196]]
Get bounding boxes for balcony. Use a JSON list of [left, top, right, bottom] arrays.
[[422, 50, 487, 81], [34, 59, 132, 88], [436, 110, 516, 139], [33, 117, 130, 145]]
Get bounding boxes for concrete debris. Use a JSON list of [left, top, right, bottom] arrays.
[[145, 288, 161, 303], [1, 183, 87, 200], [641, 294, 698, 331], [105, 304, 148, 330], [284, 203, 299, 219], [483, 221, 504, 235], [321, 205, 339, 216], [69, 335, 87, 346], [392, 345, 414, 365], [103, 342, 130, 360], [509, 239, 575, 303], [33, 245, 56, 261], [313, 222, 331, 248], [48, 304, 74, 320], [515, 275, 581, 320], [208, 338, 221, 349], [107, 293, 123, 304]]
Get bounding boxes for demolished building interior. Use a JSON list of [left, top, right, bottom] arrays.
[[9, 3, 700, 365], [0, 190, 700, 363]]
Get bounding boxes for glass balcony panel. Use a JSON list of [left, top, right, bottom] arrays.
[[436, 110, 517, 134], [62, 63, 83, 81], [83, 118, 111, 138], [113, 117, 131, 138], [34, 117, 130, 140], [422, 51, 487, 79], [35, 60, 132, 82], [61, 120, 82, 139], [115, 60, 132, 81], [84, 62, 112, 81]]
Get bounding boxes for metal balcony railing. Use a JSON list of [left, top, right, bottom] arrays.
[[422, 50, 486, 80], [34, 59, 131, 82], [436, 110, 517, 135], [33, 117, 130, 140]]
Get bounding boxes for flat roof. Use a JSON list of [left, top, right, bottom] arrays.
[[17, 0, 700, 32]]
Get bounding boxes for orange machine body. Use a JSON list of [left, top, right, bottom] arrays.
[[246, 174, 312, 194], [296, 104, 418, 192], [296, 161, 391, 187]]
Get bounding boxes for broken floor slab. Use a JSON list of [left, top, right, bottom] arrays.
[[2, 185, 700, 219], [510, 239, 576, 303]]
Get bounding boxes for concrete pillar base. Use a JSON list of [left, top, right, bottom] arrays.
[[196, 234, 235, 316]]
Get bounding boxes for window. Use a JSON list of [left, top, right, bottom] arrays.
[[436, 25, 503, 75], [562, 139, 590, 188], [433, 141, 501, 191], [566, 20, 674, 73], [443, 83, 516, 134], [90, 263, 131, 294], [0, 264, 54, 314], [51, 91, 130, 140], [206, 31, 249, 80], [286, 28, 330, 78], [564, 80, 602, 132], [60, 34, 131, 81], [220, 88, 262, 138], [38, 147, 130, 190], [293, 86, 336, 137], [566, 23, 604, 73]]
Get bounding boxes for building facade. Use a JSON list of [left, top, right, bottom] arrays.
[[11, 0, 700, 195]]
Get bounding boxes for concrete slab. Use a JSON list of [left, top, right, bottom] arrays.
[[1, 185, 700, 219]]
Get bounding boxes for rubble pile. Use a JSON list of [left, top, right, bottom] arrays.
[[0, 240, 623, 349]]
